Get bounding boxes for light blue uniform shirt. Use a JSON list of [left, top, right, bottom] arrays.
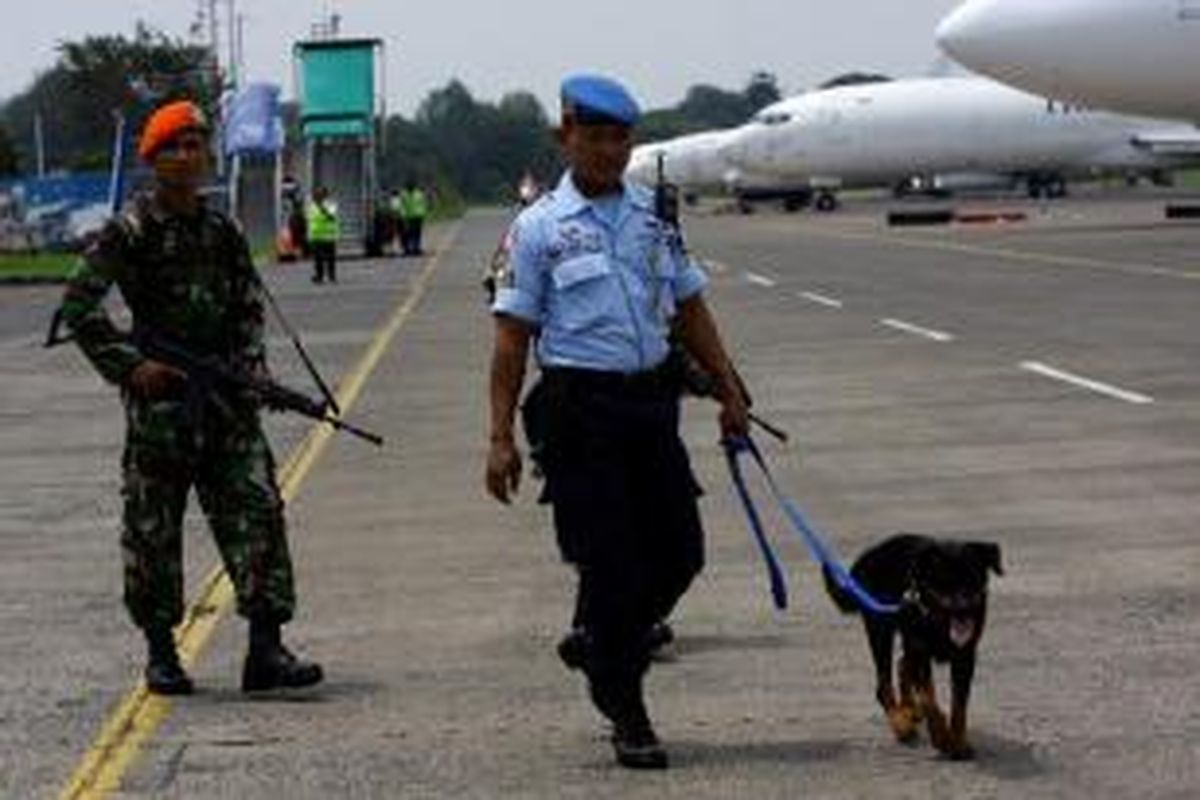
[[492, 172, 708, 373]]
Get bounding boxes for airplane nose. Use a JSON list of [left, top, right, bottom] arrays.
[[937, 0, 1007, 69], [937, 0, 1060, 77]]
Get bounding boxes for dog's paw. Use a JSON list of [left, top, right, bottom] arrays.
[[937, 739, 976, 761], [887, 707, 919, 744]]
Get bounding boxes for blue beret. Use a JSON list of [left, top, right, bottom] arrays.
[[560, 74, 640, 126]]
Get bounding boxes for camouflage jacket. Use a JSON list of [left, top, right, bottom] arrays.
[[60, 196, 267, 390]]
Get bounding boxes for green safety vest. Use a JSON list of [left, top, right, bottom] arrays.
[[307, 201, 340, 242], [398, 189, 429, 220]]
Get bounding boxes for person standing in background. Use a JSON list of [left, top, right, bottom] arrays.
[[307, 186, 339, 283], [397, 178, 429, 256]]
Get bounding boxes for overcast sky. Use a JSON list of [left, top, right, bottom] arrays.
[[1, 0, 967, 115]]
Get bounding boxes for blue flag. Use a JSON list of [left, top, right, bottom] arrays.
[[223, 83, 284, 156]]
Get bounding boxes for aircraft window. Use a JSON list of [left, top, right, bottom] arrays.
[[1046, 99, 1090, 115], [753, 112, 792, 125]]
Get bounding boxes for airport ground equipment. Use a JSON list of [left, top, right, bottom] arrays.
[[887, 208, 955, 227], [1165, 203, 1200, 220], [293, 38, 385, 256]]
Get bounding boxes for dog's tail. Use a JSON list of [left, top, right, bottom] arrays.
[[822, 564, 861, 614]]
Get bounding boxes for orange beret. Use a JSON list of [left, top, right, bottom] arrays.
[[138, 101, 209, 162]]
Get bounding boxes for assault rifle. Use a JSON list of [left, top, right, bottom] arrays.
[[134, 329, 383, 447], [654, 154, 789, 444], [668, 341, 789, 443]]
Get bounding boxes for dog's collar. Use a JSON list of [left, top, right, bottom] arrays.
[[902, 584, 939, 622], [903, 583, 987, 619], [902, 586, 927, 614]]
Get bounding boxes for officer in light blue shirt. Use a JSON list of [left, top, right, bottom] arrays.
[[491, 146, 708, 373], [485, 73, 749, 771]]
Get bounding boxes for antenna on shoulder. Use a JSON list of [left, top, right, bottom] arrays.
[[653, 152, 680, 229]]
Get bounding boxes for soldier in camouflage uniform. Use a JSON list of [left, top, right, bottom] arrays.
[[59, 100, 322, 695]]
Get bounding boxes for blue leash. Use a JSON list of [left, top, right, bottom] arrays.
[[723, 435, 900, 616]]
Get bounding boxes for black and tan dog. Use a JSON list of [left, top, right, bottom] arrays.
[[824, 534, 1003, 759]]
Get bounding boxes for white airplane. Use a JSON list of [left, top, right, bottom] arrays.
[[721, 76, 1200, 211], [627, 130, 739, 189], [626, 129, 809, 207], [937, 0, 1200, 122]]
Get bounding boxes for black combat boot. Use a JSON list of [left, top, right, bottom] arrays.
[[604, 683, 668, 770], [586, 656, 667, 770], [144, 628, 194, 696], [241, 619, 324, 693], [611, 719, 668, 770]]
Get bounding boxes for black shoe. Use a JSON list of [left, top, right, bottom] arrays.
[[557, 628, 588, 671], [242, 620, 323, 692], [242, 643, 324, 692], [145, 659, 195, 695], [144, 629, 194, 696], [612, 721, 668, 770]]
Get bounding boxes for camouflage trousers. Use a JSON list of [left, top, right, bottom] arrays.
[[120, 395, 296, 632]]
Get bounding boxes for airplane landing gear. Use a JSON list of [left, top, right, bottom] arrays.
[[1027, 173, 1067, 199], [814, 191, 840, 212]]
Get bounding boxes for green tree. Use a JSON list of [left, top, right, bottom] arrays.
[[493, 91, 559, 190], [636, 109, 692, 144], [0, 127, 18, 176], [636, 71, 783, 145], [744, 71, 782, 112], [820, 72, 892, 90], [0, 24, 212, 172], [676, 84, 751, 129], [385, 81, 560, 203]]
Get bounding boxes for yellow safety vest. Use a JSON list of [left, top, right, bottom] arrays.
[[307, 201, 340, 242], [398, 189, 429, 220]]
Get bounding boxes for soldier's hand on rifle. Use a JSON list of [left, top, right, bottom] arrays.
[[128, 359, 187, 399], [238, 362, 277, 409], [486, 434, 523, 505]]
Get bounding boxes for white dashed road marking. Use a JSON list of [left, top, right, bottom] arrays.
[[1020, 361, 1154, 405], [879, 318, 956, 343], [798, 291, 844, 309], [746, 272, 777, 287]]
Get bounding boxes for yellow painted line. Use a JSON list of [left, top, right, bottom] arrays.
[[58, 222, 462, 800], [798, 226, 1200, 281]]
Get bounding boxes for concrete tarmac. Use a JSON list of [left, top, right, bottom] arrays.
[[3, 193, 1200, 798]]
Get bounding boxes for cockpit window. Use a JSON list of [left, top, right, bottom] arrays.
[[754, 112, 792, 126]]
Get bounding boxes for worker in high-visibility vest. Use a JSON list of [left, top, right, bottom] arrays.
[[306, 186, 340, 284], [397, 178, 430, 257]]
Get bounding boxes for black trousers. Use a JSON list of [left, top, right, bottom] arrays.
[[312, 241, 337, 283], [401, 218, 424, 255], [533, 367, 705, 688]]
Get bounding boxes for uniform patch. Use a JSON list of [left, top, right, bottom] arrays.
[[548, 223, 604, 264], [491, 229, 516, 289]]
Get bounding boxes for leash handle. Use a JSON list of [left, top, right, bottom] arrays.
[[723, 439, 789, 610], [724, 435, 901, 617]]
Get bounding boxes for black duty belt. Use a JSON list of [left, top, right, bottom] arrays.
[[541, 364, 677, 395]]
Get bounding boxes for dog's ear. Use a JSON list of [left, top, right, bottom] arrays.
[[967, 542, 1004, 576]]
